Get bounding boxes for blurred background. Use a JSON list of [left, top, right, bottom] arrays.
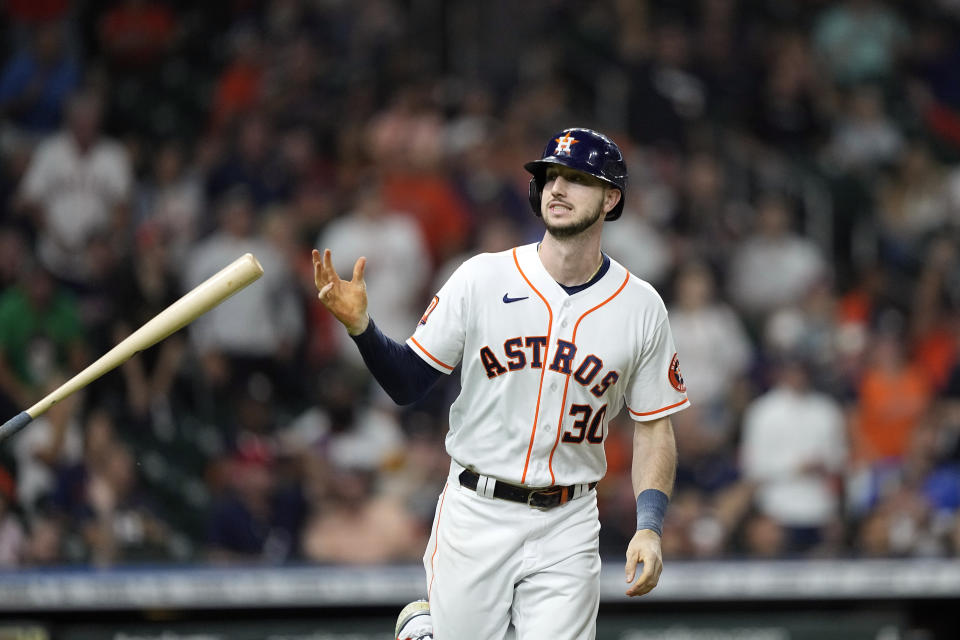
[[0, 0, 959, 638]]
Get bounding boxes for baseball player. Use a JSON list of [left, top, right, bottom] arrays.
[[313, 128, 688, 640]]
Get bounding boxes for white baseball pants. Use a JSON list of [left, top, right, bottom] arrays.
[[423, 463, 601, 640]]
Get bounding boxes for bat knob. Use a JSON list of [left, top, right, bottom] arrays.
[[0, 411, 32, 443]]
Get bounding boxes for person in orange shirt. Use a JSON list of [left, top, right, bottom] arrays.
[[853, 330, 933, 464]]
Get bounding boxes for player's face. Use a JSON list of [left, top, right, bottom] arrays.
[[541, 166, 619, 239]]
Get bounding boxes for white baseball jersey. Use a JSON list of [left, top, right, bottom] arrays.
[[407, 242, 690, 488]]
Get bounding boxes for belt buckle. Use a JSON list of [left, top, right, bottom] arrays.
[[526, 487, 561, 511]]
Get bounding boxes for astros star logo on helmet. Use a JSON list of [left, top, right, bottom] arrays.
[[553, 133, 579, 156]]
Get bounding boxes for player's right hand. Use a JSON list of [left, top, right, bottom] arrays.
[[624, 528, 664, 597], [312, 248, 369, 335]]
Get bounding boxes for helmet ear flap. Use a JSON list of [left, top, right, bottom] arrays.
[[528, 177, 543, 217], [604, 188, 624, 221]]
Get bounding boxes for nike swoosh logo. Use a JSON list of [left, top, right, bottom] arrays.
[[502, 294, 529, 304]]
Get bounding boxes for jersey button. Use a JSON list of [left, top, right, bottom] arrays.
[[550, 382, 558, 391], [561, 320, 568, 328]]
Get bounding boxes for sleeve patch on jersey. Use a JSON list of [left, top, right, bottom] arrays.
[[419, 295, 439, 326], [668, 352, 686, 393]]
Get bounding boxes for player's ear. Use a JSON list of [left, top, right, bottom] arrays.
[[603, 187, 622, 215]]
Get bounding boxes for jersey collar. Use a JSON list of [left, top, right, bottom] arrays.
[[514, 243, 625, 307]]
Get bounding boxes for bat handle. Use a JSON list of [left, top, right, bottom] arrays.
[[0, 411, 33, 443]]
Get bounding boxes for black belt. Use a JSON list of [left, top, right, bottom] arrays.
[[458, 469, 597, 511]]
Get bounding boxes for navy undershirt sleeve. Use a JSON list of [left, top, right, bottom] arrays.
[[349, 317, 444, 405]]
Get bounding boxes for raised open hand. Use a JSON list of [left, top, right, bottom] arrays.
[[312, 248, 369, 335]]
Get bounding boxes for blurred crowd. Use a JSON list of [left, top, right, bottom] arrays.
[[0, 0, 959, 568]]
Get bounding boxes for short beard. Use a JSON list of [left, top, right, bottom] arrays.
[[543, 202, 605, 239]]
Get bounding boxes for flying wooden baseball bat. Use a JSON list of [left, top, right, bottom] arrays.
[[0, 252, 264, 443]]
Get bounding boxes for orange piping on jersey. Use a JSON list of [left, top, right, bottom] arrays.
[[513, 247, 552, 484], [627, 397, 690, 418], [427, 482, 449, 600], [410, 336, 455, 371], [547, 271, 631, 484]]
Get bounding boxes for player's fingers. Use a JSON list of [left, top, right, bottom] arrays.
[[627, 574, 652, 597], [627, 554, 662, 596], [352, 256, 367, 284], [636, 553, 656, 585], [625, 549, 639, 582], [312, 249, 325, 287], [323, 248, 339, 281]]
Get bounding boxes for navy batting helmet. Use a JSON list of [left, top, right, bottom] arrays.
[[524, 127, 628, 221]]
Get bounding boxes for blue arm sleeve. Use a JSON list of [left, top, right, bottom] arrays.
[[349, 317, 444, 405]]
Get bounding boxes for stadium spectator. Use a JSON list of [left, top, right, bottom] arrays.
[[762, 280, 845, 392], [134, 142, 204, 268], [672, 150, 751, 270], [812, 0, 909, 86], [854, 471, 939, 558], [78, 439, 169, 566], [449, 133, 531, 234], [877, 141, 952, 267], [206, 115, 293, 210], [852, 329, 934, 465], [10, 375, 82, 514], [369, 86, 473, 264], [301, 463, 421, 565], [740, 357, 848, 554], [268, 37, 335, 134], [749, 31, 826, 153], [209, 28, 266, 132], [825, 84, 904, 175], [909, 238, 960, 393], [183, 187, 304, 408], [0, 261, 85, 419], [14, 90, 133, 286], [625, 15, 706, 149], [728, 194, 828, 319], [278, 127, 336, 202], [657, 488, 728, 559], [21, 505, 65, 566], [207, 442, 305, 565], [0, 21, 80, 139], [109, 225, 188, 421], [378, 425, 451, 537], [669, 261, 752, 434], [282, 374, 406, 474], [909, 18, 960, 112], [44, 408, 170, 565]]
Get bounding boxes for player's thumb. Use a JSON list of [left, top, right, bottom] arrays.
[[353, 256, 367, 283], [625, 555, 636, 582], [318, 282, 334, 301]]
